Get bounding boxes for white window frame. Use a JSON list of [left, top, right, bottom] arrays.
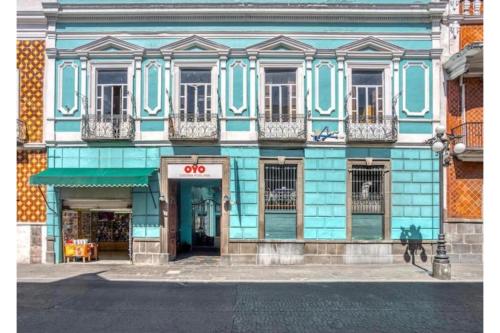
[[351, 70, 384, 124], [258, 61, 305, 119], [172, 60, 219, 120], [346, 62, 392, 120], [88, 61, 134, 117]]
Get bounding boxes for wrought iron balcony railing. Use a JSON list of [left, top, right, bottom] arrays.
[[17, 119, 27, 144], [168, 113, 219, 141], [345, 115, 398, 143], [451, 122, 483, 150], [258, 114, 306, 141], [460, 0, 483, 16], [81, 114, 135, 141]]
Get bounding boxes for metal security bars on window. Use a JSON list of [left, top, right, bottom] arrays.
[[350, 166, 385, 214], [264, 164, 297, 211]]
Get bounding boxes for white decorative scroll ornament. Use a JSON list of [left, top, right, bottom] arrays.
[[314, 61, 336, 115], [450, 20, 460, 39], [144, 61, 162, 115], [449, 0, 460, 12], [57, 61, 79, 115], [229, 60, 247, 114], [402, 62, 430, 116]]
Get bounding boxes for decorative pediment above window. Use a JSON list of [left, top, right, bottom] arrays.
[[160, 35, 229, 57], [336, 37, 404, 58], [74, 36, 145, 57], [246, 35, 316, 57]]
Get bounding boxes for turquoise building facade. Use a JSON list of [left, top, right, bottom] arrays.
[[36, 0, 447, 264]]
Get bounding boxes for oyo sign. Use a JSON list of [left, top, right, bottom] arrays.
[[168, 164, 223, 179]]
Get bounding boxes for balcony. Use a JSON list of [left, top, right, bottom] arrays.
[[168, 113, 219, 141], [81, 114, 135, 141], [451, 122, 483, 162], [17, 119, 27, 145], [258, 114, 306, 142], [460, 0, 483, 16], [345, 115, 398, 143]]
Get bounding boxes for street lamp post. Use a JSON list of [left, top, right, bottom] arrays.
[[427, 125, 466, 280]]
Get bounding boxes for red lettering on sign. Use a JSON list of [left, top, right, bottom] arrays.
[[183, 165, 207, 174]]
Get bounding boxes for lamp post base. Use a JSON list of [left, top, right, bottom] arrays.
[[433, 261, 451, 280]]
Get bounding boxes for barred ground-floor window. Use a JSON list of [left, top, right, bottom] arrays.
[[347, 160, 391, 240], [259, 158, 304, 240]]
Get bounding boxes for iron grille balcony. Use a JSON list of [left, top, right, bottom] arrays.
[[345, 115, 398, 143], [258, 114, 306, 141], [451, 122, 483, 149], [17, 119, 27, 144], [451, 122, 483, 162], [81, 114, 135, 141], [168, 113, 219, 141]]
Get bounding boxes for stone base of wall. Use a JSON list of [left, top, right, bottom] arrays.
[[226, 241, 437, 265], [17, 223, 46, 264], [445, 221, 483, 263], [132, 238, 168, 265]]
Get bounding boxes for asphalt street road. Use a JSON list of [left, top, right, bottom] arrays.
[[18, 273, 482, 333]]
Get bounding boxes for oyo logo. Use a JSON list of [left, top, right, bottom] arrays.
[[183, 165, 206, 174]]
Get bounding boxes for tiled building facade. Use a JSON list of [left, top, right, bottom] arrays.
[[16, 3, 48, 264], [443, 0, 483, 263]]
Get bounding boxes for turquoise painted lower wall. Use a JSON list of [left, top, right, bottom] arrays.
[[45, 145, 440, 262], [132, 174, 160, 238]]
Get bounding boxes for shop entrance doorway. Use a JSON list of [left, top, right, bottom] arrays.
[[61, 209, 132, 263], [175, 179, 222, 258], [161, 156, 230, 262]]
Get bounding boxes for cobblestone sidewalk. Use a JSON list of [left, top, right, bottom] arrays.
[[17, 262, 483, 283]]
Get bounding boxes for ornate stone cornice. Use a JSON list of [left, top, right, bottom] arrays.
[[46, 3, 447, 24]]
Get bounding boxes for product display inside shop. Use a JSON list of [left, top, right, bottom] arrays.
[[62, 210, 131, 262]]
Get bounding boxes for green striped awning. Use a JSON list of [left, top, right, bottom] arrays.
[[30, 168, 157, 187]]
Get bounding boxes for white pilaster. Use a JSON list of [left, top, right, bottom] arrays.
[[79, 56, 88, 116], [337, 55, 345, 136], [249, 55, 257, 133], [163, 55, 171, 139], [433, 58, 443, 134], [219, 56, 227, 136], [393, 58, 400, 116], [44, 17, 57, 143], [134, 56, 142, 140], [305, 56, 313, 141]]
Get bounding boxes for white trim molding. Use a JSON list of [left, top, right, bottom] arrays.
[[57, 61, 79, 115], [314, 60, 336, 115], [257, 60, 305, 117], [229, 60, 248, 115], [143, 60, 162, 115], [171, 59, 219, 117], [88, 60, 134, 117], [345, 61, 392, 117], [402, 61, 430, 116]]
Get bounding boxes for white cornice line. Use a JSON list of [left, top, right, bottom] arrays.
[[402, 61, 430, 116], [56, 32, 432, 40], [229, 60, 247, 115]]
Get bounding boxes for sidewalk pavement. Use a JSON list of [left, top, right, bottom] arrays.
[[17, 262, 483, 283]]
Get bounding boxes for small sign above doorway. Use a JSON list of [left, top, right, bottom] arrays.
[[168, 164, 223, 179]]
